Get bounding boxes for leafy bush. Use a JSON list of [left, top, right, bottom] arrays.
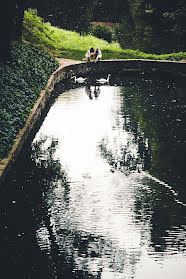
[[0, 41, 58, 160], [90, 24, 115, 43]]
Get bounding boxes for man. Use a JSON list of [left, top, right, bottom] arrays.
[[95, 47, 102, 63]]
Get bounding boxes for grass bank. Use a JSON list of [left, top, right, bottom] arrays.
[[0, 41, 58, 160], [23, 9, 186, 61]]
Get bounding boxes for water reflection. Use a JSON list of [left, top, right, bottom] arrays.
[[85, 85, 101, 99], [0, 78, 186, 278], [0, 138, 67, 278], [118, 80, 186, 202]]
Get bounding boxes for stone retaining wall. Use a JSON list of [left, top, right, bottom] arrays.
[[0, 59, 185, 186], [56, 59, 186, 79]]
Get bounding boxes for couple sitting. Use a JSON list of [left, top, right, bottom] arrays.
[[85, 47, 102, 63]]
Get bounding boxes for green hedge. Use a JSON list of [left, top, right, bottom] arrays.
[[0, 41, 58, 160]]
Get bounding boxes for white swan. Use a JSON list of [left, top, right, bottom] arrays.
[[71, 76, 87, 83], [96, 74, 111, 84]]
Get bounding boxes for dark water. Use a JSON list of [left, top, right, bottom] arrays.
[[0, 77, 186, 279]]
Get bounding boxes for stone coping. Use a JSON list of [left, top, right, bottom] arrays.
[[0, 58, 186, 186]]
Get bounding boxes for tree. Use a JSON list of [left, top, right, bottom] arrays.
[[0, 0, 30, 60], [32, 0, 97, 33], [0, 1, 17, 59], [93, 0, 129, 22], [116, 0, 186, 53]]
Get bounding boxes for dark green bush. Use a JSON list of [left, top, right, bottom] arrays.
[[0, 41, 58, 160], [90, 24, 115, 43]]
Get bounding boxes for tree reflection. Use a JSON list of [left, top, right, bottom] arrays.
[[98, 77, 186, 256], [0, 137, 70, 278], [119, 78, 186, 202], [0, 136, 126, 279]]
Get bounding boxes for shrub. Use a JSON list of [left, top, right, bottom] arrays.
[[0, 41, 58, 160], [90, 24, 115, 43]]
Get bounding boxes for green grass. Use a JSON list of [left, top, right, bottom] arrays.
[[23, 9, 186, 61]]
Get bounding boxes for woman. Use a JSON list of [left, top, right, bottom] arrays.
[[85, 47, 95, 62]]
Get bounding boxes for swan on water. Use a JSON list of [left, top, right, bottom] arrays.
[[96, 74, 111, 84], [71, 76, 87, 83]]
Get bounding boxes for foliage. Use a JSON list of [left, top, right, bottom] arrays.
[[23, 9, 186, 61], [0, 1, 28, 60], [116, 0, 186, 53], [88, 0, 129, 22], [31, 0, 96, 33], [90, 24, 116, 43], [0, 41, 58, 160]]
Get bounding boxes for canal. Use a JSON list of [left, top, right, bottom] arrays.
[[0, 75, 186, 278]]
